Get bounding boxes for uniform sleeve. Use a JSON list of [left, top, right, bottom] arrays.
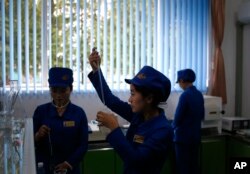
[[88, 70, 134, 122], [106, 127, 172, 167], [33, 106, 43, 144], [66, 109, 88, 169], [172, 93, 187, 129]]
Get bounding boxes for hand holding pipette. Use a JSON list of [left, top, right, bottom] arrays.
[[89, 47, 101, 72], [89, 47, 105, 104], [96, 111, 118, 131], [35, 125, 51, 142]]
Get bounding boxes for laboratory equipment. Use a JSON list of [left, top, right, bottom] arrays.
[[202, 95, 222, 133], [222, 116, 250, 132], [0, 80, 25, 174]]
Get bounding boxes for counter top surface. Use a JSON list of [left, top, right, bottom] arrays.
[[88, 130, 250, 150]]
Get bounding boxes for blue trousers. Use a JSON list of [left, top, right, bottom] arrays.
[[175, 143, 200, 174]]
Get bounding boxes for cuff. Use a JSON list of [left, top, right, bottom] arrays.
[[64, 161, 73, 170], [106, 127, 124, 146]]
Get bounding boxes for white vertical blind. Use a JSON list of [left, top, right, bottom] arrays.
[[129, 0, 133, 79], [32, 0, 37, 92], [153, 0, 157, 68], [17, 0, 22, 88], [176, 0, 181, 74], [110, 0, 114, 90], [103, 0, 108, 79], [163, 0, 210, 90], [83, 0, 87, 91], [48, 0, 52, 69], [122, 0, 127, 89], [62, 0, 66, 67], [164, 0, 170, 76], [147, 0, 152, 66], [169, 0, 175, 82], [197, 0, 202, 88], [157, 0, 164, 72], [76, 0, 81, 91], [90, 0, 94, 50], [181, 0, 186, 69], [69, 0, 73, 69], [97, 0, 101, 55], [41, 0, 47, 91], [0, 0, 210, 93], [141, 0, 146, 67], [1, 0, 6, 91], [204, 0, 210, 86], [55, 0, 58, 66], [135, 0, 139, 74], [25, 0, 29, 93], [116, 0, 121, 91], [9, 0, 14, 80], [187, 0, 192, 69]]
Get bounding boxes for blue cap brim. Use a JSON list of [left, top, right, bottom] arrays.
[[125, 79, 142, 86], [125, 79, 132, 84]]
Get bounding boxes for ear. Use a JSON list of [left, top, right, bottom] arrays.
[[70, 85, 73, 91], [145, 94, 153, 104]]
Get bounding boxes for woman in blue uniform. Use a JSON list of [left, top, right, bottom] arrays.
[[88, 50, 173, 174], [172, 69, 205, 174], [33, 67, 88, 174]]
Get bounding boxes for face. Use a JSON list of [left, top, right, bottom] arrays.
[[50, 86, 71, 107], [178, 80, 185, 90], [128, 84, 148, 113], [178, 80, 191, 90]]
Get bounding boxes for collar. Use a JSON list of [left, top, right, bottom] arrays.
[[49, 102, 72, 118], [138, 109, 167, 128]]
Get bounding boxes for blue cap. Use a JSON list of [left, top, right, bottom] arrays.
[[48, 67, 73, 87], [176, 69, 196, 83], [125, 66, 171, 102]]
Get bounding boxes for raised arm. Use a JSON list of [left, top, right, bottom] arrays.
[[88, 49, 134, 122]]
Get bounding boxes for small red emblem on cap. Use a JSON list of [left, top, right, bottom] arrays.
[[137, 73, 146, 79], [62, 75, 69, 81]]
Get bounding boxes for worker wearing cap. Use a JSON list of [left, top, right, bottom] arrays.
[[172, 69, 205, 174], [88, 50, 173, 174], [33, 67, 88, 174]]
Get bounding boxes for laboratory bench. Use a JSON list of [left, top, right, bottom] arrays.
[[8, 119, 248, 174], [82, 131, 250, 174]]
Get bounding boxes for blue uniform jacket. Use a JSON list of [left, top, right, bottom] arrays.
[[172, 86, 204, 144], [88, 70, 173, 174], [33, 102, 88, 174]]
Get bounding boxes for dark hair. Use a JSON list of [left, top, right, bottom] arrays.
[[134, 85, 163, 107], [182, 79, 193, 83], [50, 85, 73, 92], [69, 85, 73, 91]]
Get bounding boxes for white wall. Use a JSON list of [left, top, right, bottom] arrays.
[[224, 0, 250, 117], [223, 0, 243, 116], [242, 24, 250, 116], [13, 91, 180, 125], [14, 91, 132, 125]]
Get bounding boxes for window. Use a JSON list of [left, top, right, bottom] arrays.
[[0, 0, 210, 93]]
